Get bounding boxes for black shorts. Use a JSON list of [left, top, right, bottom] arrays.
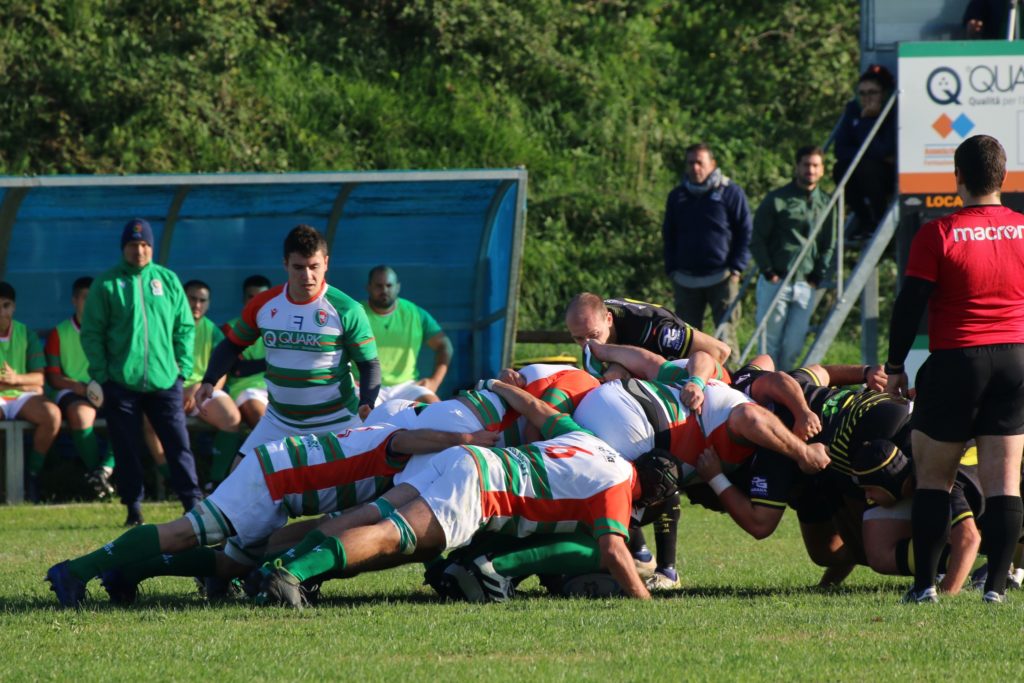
[[57, 391, 93, 412], [912, 344, 1024, 441]]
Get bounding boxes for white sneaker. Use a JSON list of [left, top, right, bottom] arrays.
[[644, 568, 680, 591], [901, 585, 938, 604]]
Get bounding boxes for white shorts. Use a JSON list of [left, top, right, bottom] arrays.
[[410, 447, 483, 552], [234, 387, 269, 408], [863, 497, 912, 522], [239, 408, 360, 454], [364, 399, 419, 429], [378, 381, 436, 404], [185, 388, 229, 417], [573, 381, 653, 461], [205, 449, 283, 549], [392, 401, 486, 486], [1, 391, 41, 420]]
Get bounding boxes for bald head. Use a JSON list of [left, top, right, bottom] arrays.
[[564, 292, 615, 346]]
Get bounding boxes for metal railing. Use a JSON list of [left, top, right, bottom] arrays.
[[714, 90, 898, 366]]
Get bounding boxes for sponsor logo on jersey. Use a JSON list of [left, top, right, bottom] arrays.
[[750, 476, 768, 496], [660, 327, 683, 351], [302, 434, 323, 451], [315, 309, 329, 327], [263, 330, 327, 350], [951, 224, 1024, 243], [290, 314, 304, 329], [150, 279, 164, 296]]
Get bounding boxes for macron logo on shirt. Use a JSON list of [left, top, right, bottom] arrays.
[[952, 224, 1024, 243]]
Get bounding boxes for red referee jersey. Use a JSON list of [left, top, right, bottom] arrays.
[[905, 205, 1024, 350]]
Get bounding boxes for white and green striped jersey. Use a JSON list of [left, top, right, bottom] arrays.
[[227, 282, 377, 429]]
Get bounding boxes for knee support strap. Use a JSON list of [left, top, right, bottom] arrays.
[[187, 499, 234, 547], [386, 510, 418, 555], [371, 497, 396, 520]]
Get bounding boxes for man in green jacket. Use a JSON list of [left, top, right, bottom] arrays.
[[81, 219, 201, 526], [750, 146, 837, 369]]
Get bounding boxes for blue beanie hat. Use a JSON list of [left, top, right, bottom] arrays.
[[121, 218, 154, 249]]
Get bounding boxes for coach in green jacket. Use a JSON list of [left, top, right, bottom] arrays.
[[81, 219, 201, 526]]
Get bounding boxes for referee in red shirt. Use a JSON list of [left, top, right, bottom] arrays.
[[885, 135, 1024, 604]]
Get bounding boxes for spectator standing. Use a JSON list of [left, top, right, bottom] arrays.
[[662, 142, 752, 359], [885, 135, 1024, 604], [750, 145, 837, 369], [81, 219, 201, 526], [44, 276, 115, 499], [0, 282, 61, 502], [833, 65, 897, 240], [362, 265, 452, 404]]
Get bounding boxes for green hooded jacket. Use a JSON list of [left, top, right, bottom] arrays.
[[81, 260, 194, 391]]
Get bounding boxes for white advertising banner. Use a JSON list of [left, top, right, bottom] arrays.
[[899, 41, 1024, 194]]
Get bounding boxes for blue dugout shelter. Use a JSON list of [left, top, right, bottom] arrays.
[[0, 170, 528, 396]]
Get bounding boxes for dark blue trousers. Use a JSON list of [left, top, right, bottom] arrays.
[[104, 379, 201, 512]]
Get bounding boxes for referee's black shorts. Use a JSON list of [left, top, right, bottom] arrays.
[[912, 344, 1024, 442]]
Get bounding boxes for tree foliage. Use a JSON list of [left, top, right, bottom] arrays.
[[0, 0, 859, 328]]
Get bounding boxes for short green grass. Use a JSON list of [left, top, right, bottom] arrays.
[[4, 502, 1024, 681]]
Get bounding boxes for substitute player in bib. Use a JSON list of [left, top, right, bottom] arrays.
[[44, 276, 115, 499], [45, 422, 494, 607], [223, 275, 271, 431], [196, 225, 381, 456], [255, 379, 680, 605], [362, 265, 453, 404], [886, 135, 1024, 604]]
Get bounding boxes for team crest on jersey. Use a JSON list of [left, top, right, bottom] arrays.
[[150, 279, 164, 296], [314, 309, 329, 327], [660, 327, 683, 351]]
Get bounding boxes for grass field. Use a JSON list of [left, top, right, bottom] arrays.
[[4, 501, 1024, 681]]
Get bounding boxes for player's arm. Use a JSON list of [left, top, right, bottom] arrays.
[[0, 365, 44, 391], [486, 379, 560, 429], [389, 427, 499, 455], [813, 363, 886, 391], [198, 337, 250, 403], [418, 331, 452, 394], [695, 447, 785, 539], [726, 402, 830, 474], [587, 340, 666, 378], [939, 516, 982, 595], [598, 534, 651, 600], [748, 371, 820, 441], [885, 275, 934, 396], [685, 328, 730, 365]]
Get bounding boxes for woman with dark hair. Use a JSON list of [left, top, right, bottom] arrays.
[[833, 65, 897, 240]]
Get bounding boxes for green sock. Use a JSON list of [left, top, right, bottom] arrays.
[[490, 533, 602, 578], [67, 524, 162, 581], [71, 427, 100, 471], [100, 443, 115, 470], [273, 529, 327, 566], [120, 546, 218, 584], [157, 463, 171, 482], [281, 536, 347, 582], [210, 431, 242, 484], [28, 450, 46, 476]]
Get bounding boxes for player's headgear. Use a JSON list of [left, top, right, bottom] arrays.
[[633, 448, 681, 508], [850, 439, 912, 500]]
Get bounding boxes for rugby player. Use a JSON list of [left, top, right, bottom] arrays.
[[196, 226, 381, 459], [45, 424, 496, 608], [254, 379, 681, 606]]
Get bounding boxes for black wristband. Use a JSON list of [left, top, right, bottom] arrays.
[[884, 362, 905, 375], [862, 365, 870, 383]]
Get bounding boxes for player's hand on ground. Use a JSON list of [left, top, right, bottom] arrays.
[[884, 371, 908, 398], [798, 442, 830, 474], [793, 410, 821, 441], [680, 382, 704, 414], [496, 368, 525, 387], [695, 446, 722, 481], [864, 364, 886, 391], [465, 429, 501, 447]]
